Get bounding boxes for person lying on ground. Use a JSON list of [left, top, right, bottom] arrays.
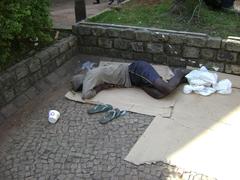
[[71, 60, 189, 100]]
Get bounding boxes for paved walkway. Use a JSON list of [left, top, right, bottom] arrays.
[[0, 54, 211, 180], [50, 0, 111, 29]]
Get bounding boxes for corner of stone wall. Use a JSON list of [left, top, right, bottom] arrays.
[[0, 35, 78, 121]]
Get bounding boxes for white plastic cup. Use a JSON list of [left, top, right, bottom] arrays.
[[48, 110, 60, 124]]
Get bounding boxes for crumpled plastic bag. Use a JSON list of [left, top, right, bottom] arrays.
[[185, 66, 218, 87], [183, 85, 216, 96], [183, 66, 232, 96], [214, 79, 232, 95]]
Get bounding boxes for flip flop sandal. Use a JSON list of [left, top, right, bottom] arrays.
[[87, 104, 113, 114], [99, 108, 127, 124]]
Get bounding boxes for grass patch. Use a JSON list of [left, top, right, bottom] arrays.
[[88, 0, 240, 38]]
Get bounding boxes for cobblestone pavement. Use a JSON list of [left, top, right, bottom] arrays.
[[0, 54, 214, 180]]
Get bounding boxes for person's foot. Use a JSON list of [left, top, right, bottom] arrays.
[[180, 76, 188, 84], [181, 68, 191, 76], [171, 67, 191, 76]]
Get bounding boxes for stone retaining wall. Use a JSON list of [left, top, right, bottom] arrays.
[[0, 35, 78, 113], [73, 22, 240, 74]]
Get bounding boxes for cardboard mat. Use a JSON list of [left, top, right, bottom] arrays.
[[125, 88, 240, 180], [65, 88, 174, 117]]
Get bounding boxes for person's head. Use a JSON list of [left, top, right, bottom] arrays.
[[70, 73, 86, 92]]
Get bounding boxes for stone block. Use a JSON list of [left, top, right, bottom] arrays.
[[92, 26, 106, 36], [226, 39, 240, 52], [201, 49, 216, 60], [0, 79, 3, 91], [68, 36, 78, 47], [29, 70, 43, 85], [0, 103, 17, 118], [83, 36, 97, 46], [146, 43, 163, 54], [224, 64, 232, 74], [164, 44, 182, 56], [151, 32, 169, 42], [78, 26, 92, 35], [64, 49, 74, 61], [217, 51, 237, 62], [135, 30, 151, 41], [238, 53, 240, 64], [169, 34, 186, 44], [15, 63, 29, 80], [2, 88, 15, 103], [46, 46, 59, 59], [56, 54, 67, 67], [46, 60, 57, 74], [131, 42, 144, 52], [231, 64, 240, 74], [79, 46, 92, 54], [121, 29, 135, 40], [24, 87, 40, 99], [206, 37, 221, 49], [114, 39, 130, 50], [205, 62, 225, 72], [105, 49, 122, 58], [221, 39, 227, 48], [153, 54, 168, 64], [15, 78, 31, 95], [27, 57, 41, 73], [121, 51, 133, 59], [0, 71, 16, 89], [183, 46, 200, 58], [58, 41, 70, 54], [72, 25, 78, 34], [106, 28, 121, 37], [98, 38, 113, 48], [186, 36, 207, 47], [71, 46, 79, 56], [167, 57, 186, 67], [41, 66, 49, 77], [12, 94, 30, 108], [35, 50, 51, 66], [133, 52, 152, 61], [80, 47, 105, 56], [225, 64, 240, 74]]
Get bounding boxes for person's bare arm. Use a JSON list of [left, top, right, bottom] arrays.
[[83, 83, 122, 99], [94, 83, 115, 93]]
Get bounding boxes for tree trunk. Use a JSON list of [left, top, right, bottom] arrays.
[[74, 0, 86, 22]]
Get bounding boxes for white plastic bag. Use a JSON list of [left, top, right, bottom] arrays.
[[183, 66, 232, 96], [214, 79, 232, 95], [194, 87, 216, 96], [183, 85, 216, 96], [185, 66, 218, 86]]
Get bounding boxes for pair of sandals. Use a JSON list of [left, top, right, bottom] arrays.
[[87, 104, 126, 124]]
